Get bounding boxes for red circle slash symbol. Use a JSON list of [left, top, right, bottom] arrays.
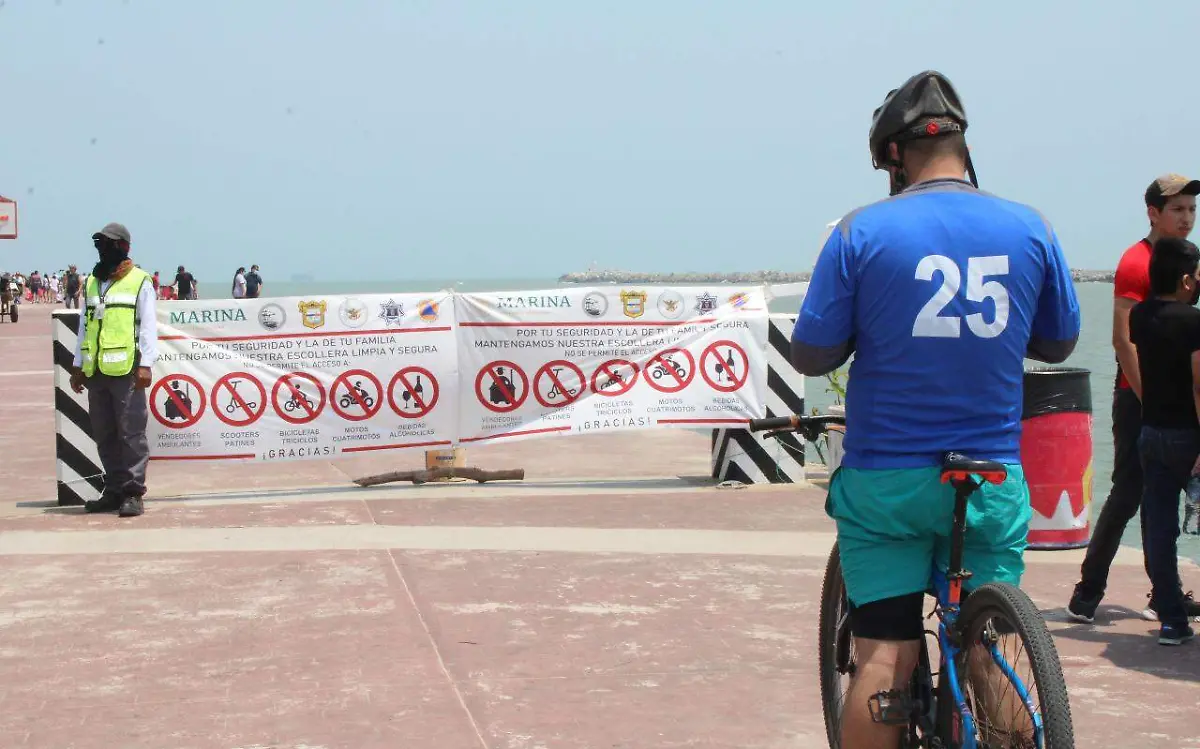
[[272, 372, 326, 424], [590, 359, 639, 397], [700, 340, 750, 393], [644, 348, 695, 394], [150, 373, 207, 429], [211, 372, 267, 427], [387, 366, 439, 419], [534, 360, 585, 408], [474, 360, 528, 413], [330, 369, 383, 421]]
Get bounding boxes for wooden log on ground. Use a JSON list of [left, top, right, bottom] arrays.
[[353, 466, 525, 487]]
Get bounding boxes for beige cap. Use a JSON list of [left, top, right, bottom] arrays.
[[1146, 174, 1200, 206]]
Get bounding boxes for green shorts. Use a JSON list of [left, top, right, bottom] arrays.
[[827, 464, 1032, 607]]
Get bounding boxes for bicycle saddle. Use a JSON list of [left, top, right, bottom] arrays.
[[941, 452, 1007, 484]]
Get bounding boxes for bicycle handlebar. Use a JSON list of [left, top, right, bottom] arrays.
[[747, 414, 846, 433]]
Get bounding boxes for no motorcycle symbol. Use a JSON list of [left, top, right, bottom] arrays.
[[150, 374, 206, 429], [644, 348, 694, 394], [331, 369, 383, 421]]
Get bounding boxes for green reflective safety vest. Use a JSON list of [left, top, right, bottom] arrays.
[[81, 267, 150, 377]]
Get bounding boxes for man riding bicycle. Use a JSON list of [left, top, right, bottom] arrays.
[[790, 71, 1081, 749]]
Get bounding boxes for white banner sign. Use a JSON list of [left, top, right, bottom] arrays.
[[149, 293, 458, 461], [454, 286, 769, 444]]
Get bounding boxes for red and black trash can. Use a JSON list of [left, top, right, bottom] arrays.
[[1020, 367, 1094, 550]]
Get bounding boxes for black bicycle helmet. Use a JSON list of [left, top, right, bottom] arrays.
[[869, 70, 968, 171]]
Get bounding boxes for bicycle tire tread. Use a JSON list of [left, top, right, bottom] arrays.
[[817, 544, 844, 748], [958, 582, 1075, 748]]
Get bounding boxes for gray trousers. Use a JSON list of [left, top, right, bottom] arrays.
[[86, 372, 150, 500]]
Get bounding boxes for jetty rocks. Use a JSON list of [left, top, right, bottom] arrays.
[[559, 269, 1115, 284]]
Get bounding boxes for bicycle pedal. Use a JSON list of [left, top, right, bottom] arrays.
[[867, 689, 915, 726]]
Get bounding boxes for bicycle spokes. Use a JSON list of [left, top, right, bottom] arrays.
[[961, 618, 1045, 748]]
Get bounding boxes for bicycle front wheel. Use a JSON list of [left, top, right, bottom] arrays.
[[950, 582, 1074, 748]]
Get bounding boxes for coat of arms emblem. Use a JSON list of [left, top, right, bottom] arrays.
[[298, 300, 327, 330], [620, 290, 647, 319]]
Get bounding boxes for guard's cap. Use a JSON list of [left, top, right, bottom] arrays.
[[1146, 174, 1200, 207], [92, 222, 131, 243]]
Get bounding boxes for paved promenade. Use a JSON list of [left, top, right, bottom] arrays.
[[1, 305, 1197, 748]]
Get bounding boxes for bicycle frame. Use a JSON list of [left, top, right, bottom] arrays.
[[922, 478, 1045, 749]]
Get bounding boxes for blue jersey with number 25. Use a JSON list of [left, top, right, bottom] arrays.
[[793, 179, 1081, 470]]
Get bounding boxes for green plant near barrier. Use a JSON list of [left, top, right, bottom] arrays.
[[808, 366, 848, 466]]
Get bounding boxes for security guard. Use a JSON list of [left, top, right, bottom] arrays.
[[70, 222, 158, 517]]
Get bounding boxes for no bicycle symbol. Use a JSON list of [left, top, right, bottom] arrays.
[[534, 360, 585, 408], [700, 340, 749, 392], [212, 372, 267, 427], [645, 348, 695, 394], [388, 366, 439, 419], [591, 359, 639, 397], [475, 360, 528, 413], [150, 373, 206, 429], [331, 369, 383, 421], [272, 372, 326, 424]]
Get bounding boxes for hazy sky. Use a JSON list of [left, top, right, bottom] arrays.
[[3, 2, 1197, 281]]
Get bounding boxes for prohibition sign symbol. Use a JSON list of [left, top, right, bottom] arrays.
[[388, 366, 440, 419], [534, 360, 585, 408], [330, 369, 383, 421], [591, 358, 639, 397], [700, 340, 750, 393], [150, 373, 206, 429], [211, 371, 267, 427], [475, 360, 528, 413], [644, 347, 695, 394], [272, 371, 326, 424]]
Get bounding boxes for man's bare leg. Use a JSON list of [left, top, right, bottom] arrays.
[[840, 638, 921, 749]]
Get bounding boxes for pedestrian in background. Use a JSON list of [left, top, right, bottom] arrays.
[[232, 266, 247, 298], [245, 264, 264, 298], [69, 222, 157, 518], [1067, 174, 1200, 624]]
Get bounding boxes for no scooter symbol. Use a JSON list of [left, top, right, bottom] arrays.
[[211, 372, 267, 427], [534, 360, 585, 408]]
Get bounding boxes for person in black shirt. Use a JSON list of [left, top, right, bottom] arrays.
[[174, 265, 197, 300], [245, 264, 263, 298], [1129, 236, 1200, 645], [64, 265, 81, 309]]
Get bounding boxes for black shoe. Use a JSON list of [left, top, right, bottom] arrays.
[[1066, 588, 1101, 624], [1142, 591, 1200, 622], [84, 495, 123, 514], [118, 496, 144, 517]]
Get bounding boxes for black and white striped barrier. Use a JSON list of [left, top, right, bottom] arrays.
[[52, 310, 103, 505], [710, 314, 808, 484]]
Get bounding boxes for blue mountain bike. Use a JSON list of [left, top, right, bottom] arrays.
[[749, 415, 1074, 749]]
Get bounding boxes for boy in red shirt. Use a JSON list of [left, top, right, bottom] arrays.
[[1067, 174, 1200, 623]]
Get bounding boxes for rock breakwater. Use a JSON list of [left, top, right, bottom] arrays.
[[559, 269, 1115, 284]]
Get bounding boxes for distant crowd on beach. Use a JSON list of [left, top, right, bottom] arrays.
[[0, 263, 266, 307]]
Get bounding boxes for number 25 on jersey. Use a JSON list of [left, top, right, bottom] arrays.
[[912, 255, 1010, 339]]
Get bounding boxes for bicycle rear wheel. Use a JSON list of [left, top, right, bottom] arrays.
[[817, 543, 857, 747], [950, 582, 1074, 748]]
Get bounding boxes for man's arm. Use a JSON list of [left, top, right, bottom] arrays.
[[136, 279, 158, 369], [72, 297, 86, 369], [791, 221, 856, 377], [1027, 221, 1081, 363], [1113, 297, 1141, 399], [1192, 350, 1200, 429]]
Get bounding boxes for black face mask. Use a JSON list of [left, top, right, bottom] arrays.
[[92, 235, 127, 279], [1190, 283, 1200, 306]]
